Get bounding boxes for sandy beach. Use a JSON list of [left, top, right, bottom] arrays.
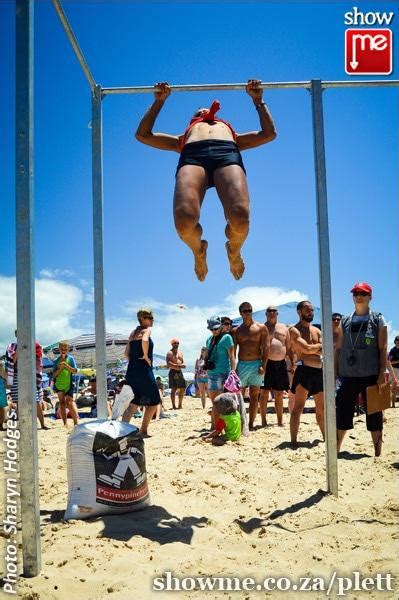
[[1, 399, 398, 600]]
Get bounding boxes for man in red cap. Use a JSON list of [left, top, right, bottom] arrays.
[[166, 339, 186, 410], [135, 80, 276, 281], [335, 282, 387, 456]]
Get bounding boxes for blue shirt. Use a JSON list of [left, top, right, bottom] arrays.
[[206, 333, 234, 375]]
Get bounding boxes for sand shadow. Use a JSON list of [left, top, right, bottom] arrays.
[[98, 505, 208, 545], [235, 490, 327, 534], [275, 439, 323, 450], [391, 462, 399, 470], [40, 509, 66, 524], [338, 451, 370, 460]]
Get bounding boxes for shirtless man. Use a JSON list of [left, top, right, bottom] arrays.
[[233, 302, 269, 430], [260, 306, 294, 427], [332, 312, 342, 350], [289, 301, 325, 448], [166, 339, 186, 409], [135, 80, 276, 281]]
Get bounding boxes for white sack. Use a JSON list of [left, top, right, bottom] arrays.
[[65, 419, 151, 520]]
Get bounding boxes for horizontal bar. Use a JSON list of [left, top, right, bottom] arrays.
[[101, 82, 311, 95], [323, 80, 399, 88], [52, 0, 96, 90], [102, 80, 399, 95]]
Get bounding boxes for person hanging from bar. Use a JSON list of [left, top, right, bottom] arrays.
[[135, 80, 276, 281]]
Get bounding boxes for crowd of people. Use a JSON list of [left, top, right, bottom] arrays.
[[1, 281, 397, 456], [110, 281, 396, 451]]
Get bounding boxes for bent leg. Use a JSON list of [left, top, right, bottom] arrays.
[[173, 166, 208, 281], [290, 385, 307, 446], [313, 392, 325, 439], [274, 390, 285, 426], [247, 386, 260, 431], [259, 389, 269, 427], [140, 405, 158, 436], [57, 392, 67, 426], [214, 165, 249, 280], [66, 395, 79, 426], [177, 387, 185, 409]]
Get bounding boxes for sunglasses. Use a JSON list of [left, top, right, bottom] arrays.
[[353, 291, 369, 297], [332, 318, 341, 322], [241, 309, 252, 313], [267, 310, 278, 313], [143, 315, 154, 320], [222, 322, 232, 326], [172, 343, 179, 346]]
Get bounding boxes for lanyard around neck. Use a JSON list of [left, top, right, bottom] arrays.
[[348, 311, 369, 351]]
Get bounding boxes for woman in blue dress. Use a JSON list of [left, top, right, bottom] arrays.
[[122, 308, 160, 436]]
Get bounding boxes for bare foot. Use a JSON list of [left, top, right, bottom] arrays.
[[225, 242, 245, 280], [194, 240, 208, 281]]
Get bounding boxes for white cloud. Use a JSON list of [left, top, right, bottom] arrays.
[[40, 268, 74, 278], [107, 286, 307, 366], [0, 275, 83, 352]]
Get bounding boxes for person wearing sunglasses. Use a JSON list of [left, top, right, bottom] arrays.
[[121, 308, 160, 436], [289, 301, 325, 448], [332, 313, 343, 350], [259, 306, 294, 427], [234, 302, 269, 431], [335, 282, 387, 456], [166, 339, 186, 410]]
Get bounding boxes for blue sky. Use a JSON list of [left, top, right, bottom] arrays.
[[1, 1, 397, 363]]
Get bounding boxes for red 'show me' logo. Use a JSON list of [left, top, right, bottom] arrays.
[[345, 29, 392, 75]]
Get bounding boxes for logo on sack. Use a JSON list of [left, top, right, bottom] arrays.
[[344, 7, 394, 75]]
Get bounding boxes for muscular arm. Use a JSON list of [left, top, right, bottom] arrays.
[[228, 345, 236, 372], [236, 80, 276, 151], [135, 82, 180, 152], [260, 326, 270, 369], [290, 327, 322, 355], [377, 325, 388, 384], [285, 329, 296, 370], [166, 351, 184, 370], [334, 327, 343, 376]]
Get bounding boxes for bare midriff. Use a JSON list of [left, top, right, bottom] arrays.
[[185, 121, 235, 145], [268, 324, 289, 361]]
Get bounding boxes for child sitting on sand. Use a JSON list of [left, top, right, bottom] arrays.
[[204, 392, 241, 445]]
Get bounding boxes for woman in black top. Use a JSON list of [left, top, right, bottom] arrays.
[[123, 308, 160, 436]]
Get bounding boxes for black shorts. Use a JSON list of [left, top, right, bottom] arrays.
[[169, 370, 186, 389], [176, 140, 246, 188], [54, 385, 75, 398], [336, 375, 382, 432], [291, 365, 323, 397], [262, 359, 289, 391]]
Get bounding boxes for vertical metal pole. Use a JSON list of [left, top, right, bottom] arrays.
[[91, 85, 107, 418], [310, 80, 338, 497], [15, 0, 41, 576]]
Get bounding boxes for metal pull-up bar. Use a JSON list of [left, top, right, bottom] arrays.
[[52, 0, 96, 90], [101, 79, 399, 95]]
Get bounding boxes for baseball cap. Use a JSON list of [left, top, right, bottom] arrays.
[[207, 316, 222, 330], [350, 282, 372, 294]]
